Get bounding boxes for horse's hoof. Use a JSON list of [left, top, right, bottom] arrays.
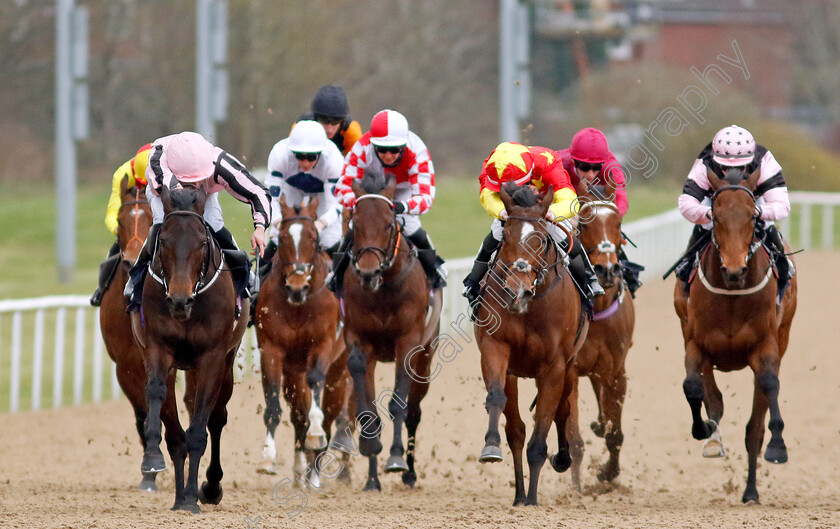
[[479, 445, 503, 463], [141, 452, 166, 473], [385, 455, 409, 473], [138, 472, 158, 492], [363, 478, 381, 492], [692, 419, 717, 441], [329, 429, 355, 453], [336, 466, 352, 484], [764, 441, 788, 464], [172, 502, 201, 514], [305, 434, 328, 451], [590, 420, 606, 438], [549, 452, 571, 473], [512, 497, 527, 506], [402, 470, 417, 488], [597, 464, 620, 483], [198, 481, 223, 505], [702, 438, 725, 458], [741, 488, 760, 504], [359, 437, 382, 458]]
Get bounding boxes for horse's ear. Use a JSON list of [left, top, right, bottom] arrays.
[[500, 183, 514, 212], [706, 168, 724, 191], [160, 186, 172, 213], [744, 168, 761, 192], [120, 174, 129, 196], [306, 195, 320, 215], [194, 186, 207, 215], [382, 176, 397, 199], [538, 185, 554, 212], [351, 178, 364, 198]]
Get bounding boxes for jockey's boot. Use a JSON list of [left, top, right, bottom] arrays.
[[124, 224, 161, 312], [407, 228, 447, 290], [462, 231, 500, 305], [248, 240, 278, 328], [764, 224, 795, 303], [324, 241, 340, 261], [212, 226, 253, 299], [675, 225, 709, 283], [326, 229, 354, 294], [90, 241, 121, 307], [568, 241, 605, 307], [616, 246, 644, 298]]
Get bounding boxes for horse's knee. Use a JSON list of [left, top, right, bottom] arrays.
[[186, 426, 208, 453], [306, 367, 326, 389], [525, 438, 548, 466], [682, 377, 703, 402], [388, 395, 407, 420], [348, 347, 366, 378], [485, 388, 506, 411], [145, 378, 167, 401], [604, 431, 624, 452], [406, 406, 421, 430], [757, 372, 779, 397]]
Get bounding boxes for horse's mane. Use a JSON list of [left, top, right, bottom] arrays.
[[169, 185, 203, 212], [722, 168, 748, 186], [503, 183, 540, 208], [360, 166, 389, 194]]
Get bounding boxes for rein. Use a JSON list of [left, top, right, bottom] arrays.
[[118, 191, 150, 259], [148, 210, 225, 297], [492, 214, 568, 298]]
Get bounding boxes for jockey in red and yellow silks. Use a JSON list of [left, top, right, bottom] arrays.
[[462, 142, 604, 316], [90, 143, 152, 307]]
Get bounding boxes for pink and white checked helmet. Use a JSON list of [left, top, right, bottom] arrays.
[[369, 109, 409, 147], [712, 125, 755, 167], [168, 131, 215, 182]]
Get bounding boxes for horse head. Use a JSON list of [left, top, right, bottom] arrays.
[[350, 168, 400, 292], [577, 198, 623, 289], [117, 175, 153, 268], [707, 167, 762, 288], [276, 194, 321, 304], [497, 183, 555, 314], [157, 185, 212, 320]]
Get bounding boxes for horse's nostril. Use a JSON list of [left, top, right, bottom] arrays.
[[611, 264, 622, 277]]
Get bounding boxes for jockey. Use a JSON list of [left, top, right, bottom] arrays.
[[124, 131, 271, 310], [261, 120, 343, 276], [674, 124, 794, 299], [295, 84, 363, 156], [330, 109, 447, 292], [557, 127, 643, 296], [90, 143, 152, 307], [462, 142, 605, 311]]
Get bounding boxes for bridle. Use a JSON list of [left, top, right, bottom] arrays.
[[278, 215, 320, 287], [494, 215, 569, 296], [709, 184, 762, 266], [148, 210, 223, 297], [351, 194, 402, 274], [118, 189, 150, 261]]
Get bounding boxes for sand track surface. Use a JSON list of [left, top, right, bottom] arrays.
[[1, 252, 838, 528]]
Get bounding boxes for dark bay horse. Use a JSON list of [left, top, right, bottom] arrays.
[[131, 185, 249, 513], [255, 195, 353, 483], [100, 175, 180, 492], [567, 199, 635, 490], [674, 168, 797, 503], [343, 172, 442, 491], [474, 184, 588, 506]]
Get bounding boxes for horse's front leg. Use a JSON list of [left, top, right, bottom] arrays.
[[347, 341, 382, 491], [141, 343, 173, 476], [198, 351, 235, 506], [304, 341, 332, 451], [180, 352, 226, 514], [259, 342, 286, 471], [478, 340, 511, 463], [502, 375, 526, 505], [700, 364, 725, 458], [683, 340, 716, 440], [526, 361, 569, 506], [384, 335, 422, 474], [563, 374, 584, 491]]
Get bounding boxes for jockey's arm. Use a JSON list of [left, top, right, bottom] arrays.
[[479, 188, 505, 219], [679, 159, 713, 224], [548, 187, 580, 221]]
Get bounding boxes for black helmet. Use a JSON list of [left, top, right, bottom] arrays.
[[311, 85, 349, 119]]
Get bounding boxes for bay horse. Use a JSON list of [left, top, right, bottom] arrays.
[[343, 171, 442, 491], [255, 195, 353, 483], [131, 185, 249, 513], [566, 198, 635, 490], [674, 168, 797, 504], [474, 184, 588, 506], [99, 175, 181, 492]]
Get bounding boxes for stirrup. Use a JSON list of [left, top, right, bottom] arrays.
[[90, 288, 103, 307]]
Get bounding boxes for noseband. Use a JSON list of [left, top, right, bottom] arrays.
[[709, 184, 762, 264], [497, 215, 568, 294], [148, 210, 223, 297], [351, 194, 401, 274], [279, 215, 320, 284]]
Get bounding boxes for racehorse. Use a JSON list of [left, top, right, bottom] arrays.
[[566, 198, 635, 490], [99, 175, 180, 492], [673, 168, 797, 504], [256, 195, 353, 483], [474, 184, 588, 506], [342, 171, 442, 491], [131, 185, 249, 513]]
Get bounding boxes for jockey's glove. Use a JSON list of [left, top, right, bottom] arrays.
[[393, 201, 408, 215]]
